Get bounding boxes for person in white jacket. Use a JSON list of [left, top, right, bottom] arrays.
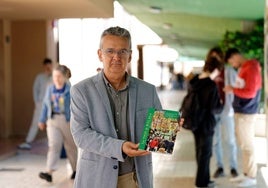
[[18, 58, 53, 150]]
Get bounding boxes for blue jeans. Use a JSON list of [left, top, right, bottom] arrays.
[[213, 112, 238, 170]]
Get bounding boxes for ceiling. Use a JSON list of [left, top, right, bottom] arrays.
[[0, 0, 265, 59], [0, 0, 114, 19], [118, 0, 265, 59]]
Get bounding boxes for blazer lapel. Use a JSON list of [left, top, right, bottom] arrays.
[[94, 74, 115, 129], [128, 77, 137, 141]]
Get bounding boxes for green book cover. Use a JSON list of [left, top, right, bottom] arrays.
[[138, 108, 180, 154]]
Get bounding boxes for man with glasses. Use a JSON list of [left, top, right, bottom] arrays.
[[70, 26, 178, 188]]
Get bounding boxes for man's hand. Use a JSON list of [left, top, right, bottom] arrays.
[[122, 141, 150, 157], [176, 117, 184, 132], [38, 122, 46, 131], [223, 85, 233, 93]]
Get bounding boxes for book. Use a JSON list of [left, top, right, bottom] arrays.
[[138, 108, 180, 154]]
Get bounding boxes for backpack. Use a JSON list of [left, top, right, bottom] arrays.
[[180, 89, 201, 131]]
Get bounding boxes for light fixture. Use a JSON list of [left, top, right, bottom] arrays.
[[149, 6, 162, 14], [163, 23, 172, 30]]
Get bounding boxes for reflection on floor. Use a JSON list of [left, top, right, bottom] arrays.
[[0, 137, 23, 161]]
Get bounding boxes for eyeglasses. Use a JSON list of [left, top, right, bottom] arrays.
[[101, 48, 132, 58]]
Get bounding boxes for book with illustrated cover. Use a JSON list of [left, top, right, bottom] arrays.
[[138, 108, 180, 154]]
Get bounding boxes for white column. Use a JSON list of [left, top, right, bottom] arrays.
[[261, 1, 268, 185]]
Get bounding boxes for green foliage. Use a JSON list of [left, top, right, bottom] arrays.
[[219, 19, 264, 66]]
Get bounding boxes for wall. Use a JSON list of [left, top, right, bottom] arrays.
[[0, 20, 58, 138], [0, 20, 12, 138], [0, 20, 56, 138], [11, 20, 48, 136], [265, 0, 268, 167], [0, 20, 5, 137]]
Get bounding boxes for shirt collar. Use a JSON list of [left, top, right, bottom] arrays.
[[52, 83, 66, 93], [102, 72, 129, 91]]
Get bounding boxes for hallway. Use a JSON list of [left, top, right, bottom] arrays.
[[0, 89, 267, 188]]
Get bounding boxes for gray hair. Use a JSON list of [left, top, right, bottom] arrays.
[[99, 26, 132, 49], [54, 64, 70, 78]]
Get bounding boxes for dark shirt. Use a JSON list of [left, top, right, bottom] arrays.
[[51, 84, 66, 114], [189, 75, 223, 135], [233, 89, 261, 114], [102, 73, 134, 176]]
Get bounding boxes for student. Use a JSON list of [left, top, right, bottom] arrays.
[[224, 48, 262, 187], [38, 65, 77, 182], [18, 58, 53, 150], [206, 47, 238, 178], [188, 57, 223, 188]]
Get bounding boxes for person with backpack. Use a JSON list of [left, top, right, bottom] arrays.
[[181, 57, 223, 188]]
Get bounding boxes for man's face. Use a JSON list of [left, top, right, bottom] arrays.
[[98, 35, 132, 77], [227, 54, 240, 69], [44, 63, 53, 75]]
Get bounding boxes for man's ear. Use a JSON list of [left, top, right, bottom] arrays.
[[97, 49, 103, 62], [128, 53, 132, 64]]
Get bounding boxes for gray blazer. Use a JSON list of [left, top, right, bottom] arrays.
[[70, 73, 162, 188]]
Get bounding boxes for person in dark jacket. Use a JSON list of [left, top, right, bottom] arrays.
[[189, 57, 224, 188]]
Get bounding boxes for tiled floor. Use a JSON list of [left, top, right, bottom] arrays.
[[0, 89, 267, 188], [0, 137, 24, 161]]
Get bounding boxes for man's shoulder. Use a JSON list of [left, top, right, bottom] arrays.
[[73, 76, 95, 88], [130, 76, 154, 87], [241, 59, 261, 74], [244, 59, 260, 68], [35, 72, 46, 79]]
